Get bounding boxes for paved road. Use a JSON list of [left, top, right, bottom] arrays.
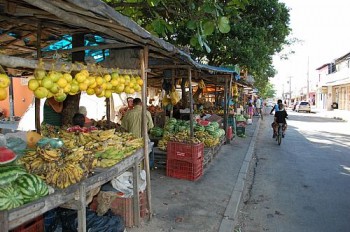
[[236, 110, 350, 232]]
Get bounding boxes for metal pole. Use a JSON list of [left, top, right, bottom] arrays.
[[224, 76, 228, 143], [307, 56, 310, 102]]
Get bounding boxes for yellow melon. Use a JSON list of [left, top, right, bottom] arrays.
[[26, 131, 42, 148]]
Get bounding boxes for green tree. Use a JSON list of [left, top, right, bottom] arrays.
[[103, 0, 291, 93], [103, 0, 249, 52], [259, 82, 276, 99]]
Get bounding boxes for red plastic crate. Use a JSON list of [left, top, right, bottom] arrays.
[[167, 141, 204, 162], [166, 158, 203, 181], [90, 191, 148, 228], [10, 215, 44, 232]]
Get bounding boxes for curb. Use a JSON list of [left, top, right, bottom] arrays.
[[218, 118, 261, 232]]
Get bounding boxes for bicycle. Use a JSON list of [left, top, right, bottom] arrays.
[[276, 123, 284, 145]]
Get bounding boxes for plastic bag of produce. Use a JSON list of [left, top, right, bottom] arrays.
[[111, 170, 146, 198]]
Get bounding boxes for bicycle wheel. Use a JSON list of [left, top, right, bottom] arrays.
[[277, 126, 282, 145]]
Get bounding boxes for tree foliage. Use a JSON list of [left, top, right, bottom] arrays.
[[103, 0, 291, 94], [258, 82, 276, 99]]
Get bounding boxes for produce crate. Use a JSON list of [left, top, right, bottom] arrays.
[[166, 157, 203, 181], [236, 120, 247, 128], [167, 141, 204, 163], [10, 215, 44, 232], [90, 191, 148, 228]]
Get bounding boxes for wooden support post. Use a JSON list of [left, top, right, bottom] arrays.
[[106, 98, 110, 128], [132, 160, 140, 226], [140, 46, 152, 219], [170, 69, 175, 118], [35, 22, 42, 133], [77, 183, 87, 232], [224, 76, 229, 143], [0, 211, 9, 232], [188, 68, 194, 138]]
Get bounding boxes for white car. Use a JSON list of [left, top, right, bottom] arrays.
[[295, 101, 311, 113]]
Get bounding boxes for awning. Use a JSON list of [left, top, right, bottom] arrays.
[[323, 77, 350, 87]]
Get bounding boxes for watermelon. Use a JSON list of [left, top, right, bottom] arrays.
[[194, 124, 205, 132], [196, 119, 210, 126], [150, 127, 163, 137], [0, 147, 17, 164], [211, 121, 220, 130], [0, 184, 24, 210], [15, 173, 49, 203], [205, 125, 215, 133], [0, 165, 27, 185], [167, 118, 177, 124]]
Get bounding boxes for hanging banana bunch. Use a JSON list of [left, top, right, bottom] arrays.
[[170, 85, 181, 105], [198, 79, 206, 89], [184, 80, 190, 87], [232, 83, 238, 97]]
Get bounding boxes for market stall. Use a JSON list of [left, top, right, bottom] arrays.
[[0, 0, 246, 230], [0, 0, 211, 231]]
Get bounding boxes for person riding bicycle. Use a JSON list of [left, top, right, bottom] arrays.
[[272, 103, 288, 138], [270, 99, 283, 114]]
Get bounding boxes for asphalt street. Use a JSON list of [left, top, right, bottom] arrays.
[[236, 110, 350, 232]]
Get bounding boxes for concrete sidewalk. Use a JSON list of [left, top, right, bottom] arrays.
[[128, 119, 260, 232], [311, 107, 350, 122]]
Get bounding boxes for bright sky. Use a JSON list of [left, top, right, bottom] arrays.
[[272, 0, 350, 97]]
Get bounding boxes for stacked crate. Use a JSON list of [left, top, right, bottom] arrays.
[[166, 142, 204, 181]]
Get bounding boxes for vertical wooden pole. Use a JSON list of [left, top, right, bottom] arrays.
[[77, 183, 86, 232], [132, 160, 140, 226], [106, 98, 110, 128], [0, 210, 9, 232], [170, 69, 175, 118], [188, 68, 194, 138], [35, 22, 42, 133], [140, 46, 152, 219], [224, 76, 228, 143]]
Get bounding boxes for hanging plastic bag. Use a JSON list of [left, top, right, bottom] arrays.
[[110, 170, 146, 198]]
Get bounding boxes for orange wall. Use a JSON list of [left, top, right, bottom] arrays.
[[0, 78, 33, 117]]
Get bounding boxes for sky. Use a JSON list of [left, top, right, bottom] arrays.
[[272, 0, 350, 97]]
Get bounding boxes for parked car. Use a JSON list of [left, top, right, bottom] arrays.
[[295, 101, 311, 113]]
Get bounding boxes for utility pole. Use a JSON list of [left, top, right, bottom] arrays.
[[307, 56, 310, 102], [288, 76, 292, 106]]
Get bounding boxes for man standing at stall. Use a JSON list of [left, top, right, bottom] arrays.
[[121, 98, 154, 138]]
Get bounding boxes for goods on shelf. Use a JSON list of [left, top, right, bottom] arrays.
[[157, 118, 225, 150], [0, 73, 10, 101], [28, 66, 143, 100], [19, 129, 143, 188], [0, 146, 17, 164], [0, 165, 49, 210]]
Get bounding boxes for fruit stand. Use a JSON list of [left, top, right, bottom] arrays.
[[0, 147, 145, 231]]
